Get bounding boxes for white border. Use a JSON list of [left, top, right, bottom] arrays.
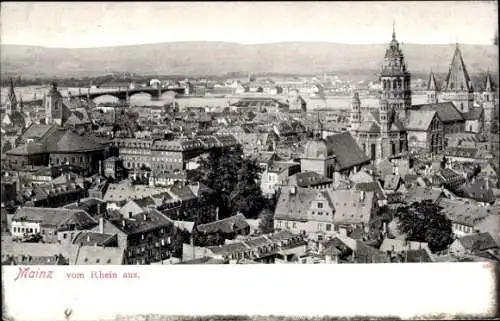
[[2, 263, 497, 321]]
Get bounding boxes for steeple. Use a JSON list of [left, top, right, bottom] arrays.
[[427, 71, 438, 91], [440, 43, 474, 113], [392, 20, 396, 41], [426, 71, 439, 104], [6, 78, 17, 115], [485, 71, 494, 92], [350, 91, 361, 131], [443, 43, 473, 92]]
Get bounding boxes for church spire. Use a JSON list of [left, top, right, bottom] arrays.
[[427, 71, 439, 91], [485, 71, 494, 92], [6, 77, 17, 115], [443, 43, 473, 92], [392, 20, 396, 41]]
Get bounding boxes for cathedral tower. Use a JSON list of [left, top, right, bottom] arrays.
[[440, 43, 474, 113], [350, 92, 361, 131], [379, 23, 412, 122], [426, 71, 439, 104]]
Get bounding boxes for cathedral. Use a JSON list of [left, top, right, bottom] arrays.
[[349, 25, 498, 161], [349, 25, 410, 161]]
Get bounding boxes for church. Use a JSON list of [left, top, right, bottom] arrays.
[[349, 25, 497, 161], [1, 79, 27, 131]]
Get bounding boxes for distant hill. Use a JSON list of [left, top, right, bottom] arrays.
[[1, 42, 498, 78]]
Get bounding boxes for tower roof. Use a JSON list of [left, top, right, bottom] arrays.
[[443, 44, 473, 92], [7, 78, 17, 107], [485, 72, 495, 92], [427, 72, 439, 91]]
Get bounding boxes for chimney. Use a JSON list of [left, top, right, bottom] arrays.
[[99, 217, 104, 234], [99, 161, 103, 175], [360, 190, 365, 201], [290, 185, 296, 195], [143, 213, 147, 221], [122, 220, 126, 228], [215, 207, 219, 221], [87, 235, 91, 243]]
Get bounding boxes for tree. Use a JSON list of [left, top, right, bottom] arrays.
[[229, 157, 266, 218], [394, 200, 454, 253], [187, 145, 265, 218]]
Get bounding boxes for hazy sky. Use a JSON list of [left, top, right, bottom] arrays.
[[1, 1, 498, 48]]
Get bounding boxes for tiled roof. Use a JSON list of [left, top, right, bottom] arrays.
[[21, 124, 57, 140], [349, 170, 374, 184], [274, 186, 317, 222], [46, 130, 105, 153], [73, 231, 115, 246], [110, 208, 173, 235], [462, 107, 483, 121], [103, 181, 168, 203], [357, 121, 381, 133], [72, 246, 125, 265], [439, 198, 490, 226], [196, 213, 249, 234], [151, 139, 204, 151], [405, 110, 436, 131], [1, 237, 78, 260], [456, 232, 498, 252], [13, 207, 96, 229], [404, 187, 442, 204], [355, 181, 386, 200], [328, 190, 375, 225], [324, 132, 370, 171], [412, 102, 464, 123], [462, 178, 496, 204]]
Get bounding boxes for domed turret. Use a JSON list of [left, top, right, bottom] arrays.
[[303, 139, 332, 159]]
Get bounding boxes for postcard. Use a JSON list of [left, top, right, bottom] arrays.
[[1, 1, 499, 320]]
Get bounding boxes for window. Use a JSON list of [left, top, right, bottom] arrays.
[[326, 224, 332, 231], [292, 222, 297, 228], [96, 259, 100, 263], [317, 202, 323, 209], [41, 230, 45, 235], [63, 233, 67, 239], [318, 211, 323, 216]]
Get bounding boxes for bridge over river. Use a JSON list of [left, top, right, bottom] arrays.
[[24, 86, 186, 105]]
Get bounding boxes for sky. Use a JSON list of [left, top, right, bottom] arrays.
[[1, 1, 498, 48]]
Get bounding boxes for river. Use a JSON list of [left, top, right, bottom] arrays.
[[1, 85, 428, 111]]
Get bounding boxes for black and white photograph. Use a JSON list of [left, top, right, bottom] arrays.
[[1, 1, 499, 320]]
